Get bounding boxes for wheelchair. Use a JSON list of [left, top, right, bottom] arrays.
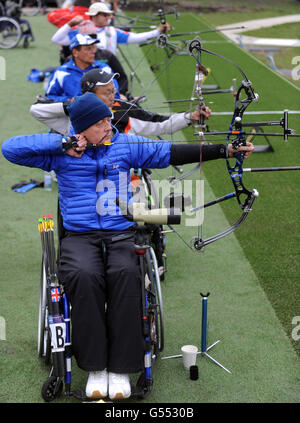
[[0, 1, 34, 48], [37, 195, 180, 402]]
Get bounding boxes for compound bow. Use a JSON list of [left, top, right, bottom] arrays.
[[165, 38, 260, 251], [170, 38, 300, 251]]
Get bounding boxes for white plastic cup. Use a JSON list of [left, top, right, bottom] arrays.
[[181, 345, 198, 369]]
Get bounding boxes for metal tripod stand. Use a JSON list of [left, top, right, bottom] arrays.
[[198, 292, 231, 374], [162, 292, 231, 374]]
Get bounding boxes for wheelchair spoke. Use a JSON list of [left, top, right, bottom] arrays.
[[0, 17, 22, 49]]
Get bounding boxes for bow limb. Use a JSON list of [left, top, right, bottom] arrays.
[[169, 187, 259, 253], [225, 78, 258, 210], [190, 188, 259, 251]]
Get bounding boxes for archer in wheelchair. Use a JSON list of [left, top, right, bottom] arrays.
[[1, 93, 254, 401], [37, 198, 178, 402]]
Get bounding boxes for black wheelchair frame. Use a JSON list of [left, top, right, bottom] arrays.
[[37, 170, 179, 402]]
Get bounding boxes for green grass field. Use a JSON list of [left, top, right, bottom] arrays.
[[0, 4, 299, 404]]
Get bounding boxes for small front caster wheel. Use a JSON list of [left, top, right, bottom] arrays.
[[41, 376, 63, 402]]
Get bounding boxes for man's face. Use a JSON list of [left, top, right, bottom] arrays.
[[91, 12, 112, 28], [81, 117, 112, 145], [94, 82, 116, 108], [73, 44, 97, 68]]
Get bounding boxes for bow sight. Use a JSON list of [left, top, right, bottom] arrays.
[[202, 110, 298, 142], [239, 110, 294, 142]]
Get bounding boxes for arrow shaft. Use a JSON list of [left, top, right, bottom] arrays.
[[244, 166, 300, 172]]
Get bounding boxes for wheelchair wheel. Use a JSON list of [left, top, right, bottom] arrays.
[[38, 258, 51, 364], [0, 17, 22, 49], [134, 247, 164, 399], [41, 376, 63, 402], [19, 0, 42, 16], [145, 247, 165, 355]]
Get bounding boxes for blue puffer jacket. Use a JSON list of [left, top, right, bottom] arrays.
[[1, 128, 171, 232], [46, 58, 120, 102]]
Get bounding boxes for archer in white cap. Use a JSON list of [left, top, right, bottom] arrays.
[[51, 1, 170, 55]]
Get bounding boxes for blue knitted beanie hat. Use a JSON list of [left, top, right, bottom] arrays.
[[67, 92, 112, 134]]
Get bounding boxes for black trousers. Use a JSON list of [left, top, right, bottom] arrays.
[[58, 229, 144, 373]]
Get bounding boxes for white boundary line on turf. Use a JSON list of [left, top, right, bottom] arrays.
[[217, 15, 300, 47]]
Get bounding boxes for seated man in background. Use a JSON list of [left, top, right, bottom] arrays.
[[32, 69, 211, 137], [46, 33, 120, 102], [57, 17, 129, 97]]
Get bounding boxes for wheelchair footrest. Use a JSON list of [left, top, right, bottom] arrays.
[[70, 389, 113, 402]]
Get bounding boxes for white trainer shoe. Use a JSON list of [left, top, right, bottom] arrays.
[[85, 369, 108, 399], [108, 372, 131, 400]]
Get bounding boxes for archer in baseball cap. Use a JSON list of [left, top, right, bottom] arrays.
[[69, 33, 100, 50], [81, 69, 119, 93], [86, 2, 114, 16]]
